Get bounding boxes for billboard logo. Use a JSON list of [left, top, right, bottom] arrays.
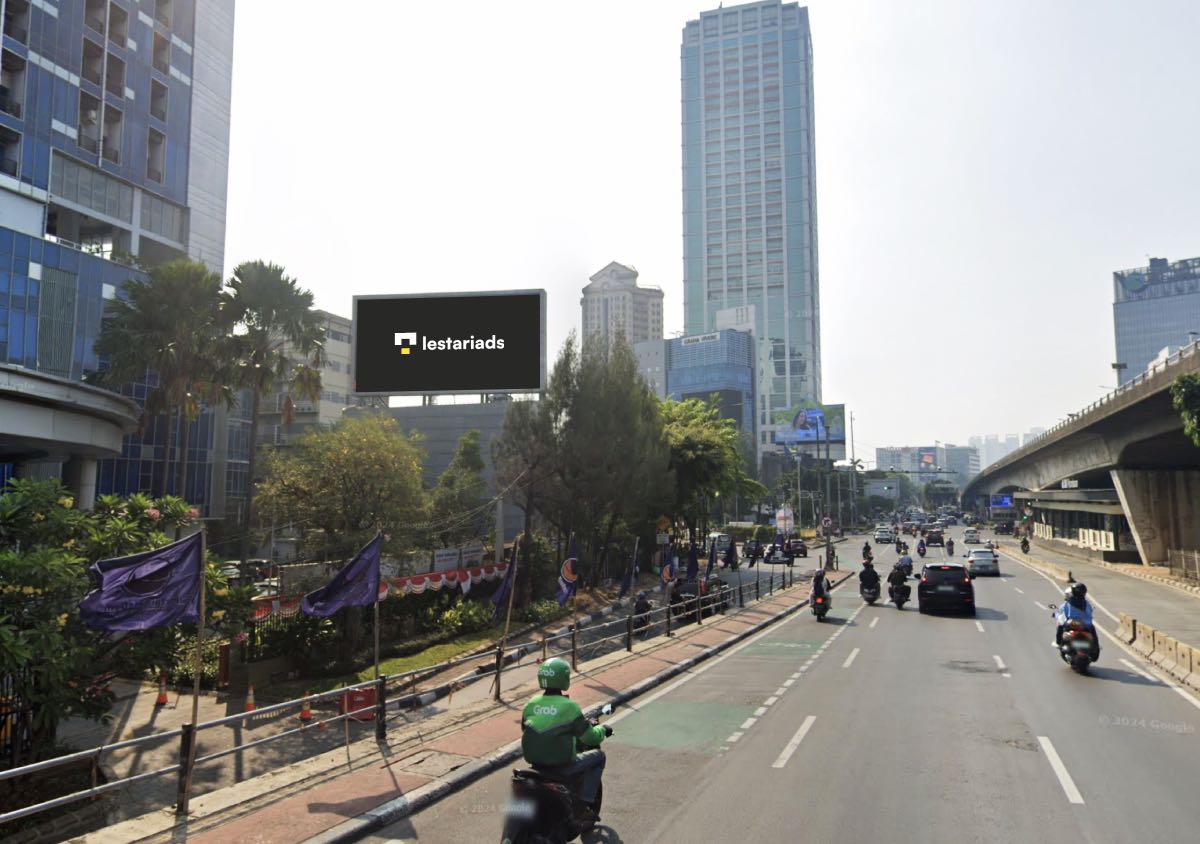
[[394, 332, 417, 355]]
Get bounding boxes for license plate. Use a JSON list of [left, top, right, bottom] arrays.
[[505, 798, 536, 821], [936, 585, 956, 593]]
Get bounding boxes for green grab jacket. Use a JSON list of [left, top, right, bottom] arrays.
[[521, 693, 606, 767]]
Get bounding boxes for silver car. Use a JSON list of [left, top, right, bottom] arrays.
[[966, 549, 1000, 577]]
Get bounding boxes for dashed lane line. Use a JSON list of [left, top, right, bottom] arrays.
[[771, 715, 817, 769], [1038, 736, 1085, 805], [975, 620, 985, 633], [869, 617, 879, 629], [842, 648, 860, 669]]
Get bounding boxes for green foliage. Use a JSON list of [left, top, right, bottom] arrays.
[[0, 479, 252, 760], [429, 430, 491, 548], [522, 599, 565, 625], [1171, 373, 1200, 448], [432, 599, 494, 636], [256, 414, 429, 559]]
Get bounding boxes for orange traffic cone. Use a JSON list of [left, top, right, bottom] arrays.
[[299, 692, 313, 723], [244, 684, 256, 713], [154, 674, 169, 707]]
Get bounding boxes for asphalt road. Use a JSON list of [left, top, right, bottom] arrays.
[[361, 525, 1200, 843]]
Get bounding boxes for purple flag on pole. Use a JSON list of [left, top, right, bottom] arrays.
[[705, 541, 717, 579], [491, 543, 518, 622], [301, 534, 382, 617], [78, 532, 204, 632]]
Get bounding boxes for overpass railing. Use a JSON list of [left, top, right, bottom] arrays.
[[978, 338, 1200, 481]]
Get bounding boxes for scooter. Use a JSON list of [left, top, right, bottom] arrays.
[[861, 583, 880, 605], [1049, 608, 1095, 675], [1021, 538, 1030, 554], [889, 581, 911, 610], [916, 544, 926, 558], [811, 590, 830, 621], [502, 704, 613, 844]]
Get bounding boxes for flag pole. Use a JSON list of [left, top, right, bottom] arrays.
[[181, 525, 206, 813], [499, 533, 521, 658]]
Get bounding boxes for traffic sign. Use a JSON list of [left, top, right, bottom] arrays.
[[656, 532, 670, 545]]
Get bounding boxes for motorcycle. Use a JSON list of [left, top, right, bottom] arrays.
[[945, 540, 955, 557], [811, 587, 830, 621], [1021, 538, 1030, 554], [861, 583, 880, 605], [889, 581, 911, 610], [916, 543, 926, 558], [1049, 608, 1095, 674], [502, 704, 613, 843]]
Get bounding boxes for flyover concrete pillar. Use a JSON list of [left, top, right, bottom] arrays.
[[62, 457, 99, 511], [1111, 469, 1200, 564]]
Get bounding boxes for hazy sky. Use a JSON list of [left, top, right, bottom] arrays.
[[223, 0, 1200, 464]]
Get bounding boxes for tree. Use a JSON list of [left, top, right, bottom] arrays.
[[430, 430, 491, 548], [1171, 373, 1200, 447], [90, 259, 235, 500], [0, 479, 252, 764], [224, 261, 325, 564]]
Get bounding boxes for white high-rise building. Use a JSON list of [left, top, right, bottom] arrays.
[[580, 262, 664, 354], [681, 1, 820, 454]]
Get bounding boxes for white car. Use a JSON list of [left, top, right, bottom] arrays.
[[966, 549, 1000, 576], [874, 527, 895, 544], [963, 528, 981, 544]]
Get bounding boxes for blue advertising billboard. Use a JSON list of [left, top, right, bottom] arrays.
[[990, 493, 1014, 508]]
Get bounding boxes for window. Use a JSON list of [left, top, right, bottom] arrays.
[[105, 53, 125, 98], [155, 0, 173, 28], [4, 0, 29, 45], [85, 0, 105, 34], [150, 80, 168, 121], [0, 50, 25, 119], [78, 91, 101, 153], [146, 128, 165, 182], [153, 32, 169, 74], [82, 37, 104, 86], [108, 3, 128, 46], [102, 105, 122, 163]]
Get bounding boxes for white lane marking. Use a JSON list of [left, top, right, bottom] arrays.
[[842, 648, 860, 669], [1034, 601, 1047, 611], [869, 617, 879, 629], [741, 717, 757, 730], [764, 696, 779, 706], [1010, 554, 1200, 715], [1014, 587, 1025, 594], [975, 620, 985, 633], [1038, 736, 1085, 805], [791, 671, 802, 679], [773, 687, 787, 696], [754, 706, 768, 716], [727, 731, 744, 743], [772, 715, 817, 769], [1119, 658, 1158, 683], [993, 654, 1012, 677], [783, 678, 795, 687]]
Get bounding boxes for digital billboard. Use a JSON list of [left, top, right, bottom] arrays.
[[917, 446, 938, 482], [990, 493, 1014, 509], [353, 291, 546, 396], [773, 402, 846, 446]]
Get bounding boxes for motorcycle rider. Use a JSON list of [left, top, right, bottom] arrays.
[[897, 552, 914, 577], [862, 541, 872, 558], [633, 591, 652, 637], [946, 537, 955, 557], [859, 558, 881, 593], [811, 567, 832, 608], [1021, 536, 1030, 553], [1054, 583, 1100, 662], [895, 537, 904, 555], [916, 538, 927, 557], [887, 561, 909, 601], [521, 658, 610, 817]]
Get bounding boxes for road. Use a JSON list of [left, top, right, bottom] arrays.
[[361, 525, 1200, 842]]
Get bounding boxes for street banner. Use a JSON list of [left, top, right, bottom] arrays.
[[555, 537, 579, 606], [301, 534, 382, 618], [78, 532, 204, 632]]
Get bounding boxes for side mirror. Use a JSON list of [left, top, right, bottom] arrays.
[[1048, 603, 1057, 610]]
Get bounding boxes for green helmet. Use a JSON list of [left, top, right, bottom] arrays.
[[537, 657, 571, 691]]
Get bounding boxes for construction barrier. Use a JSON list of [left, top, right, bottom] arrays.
[[341, 687, 377, 722], [1150, 630, 1173, 668], [1133, 623, 1156, 658], [1171, 644, 1195, 683], [1159, 635, 1180, 676], [1117, 613, 1136, 644], [244, 684, 256, 713]]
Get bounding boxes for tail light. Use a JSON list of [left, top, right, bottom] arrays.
[[815, 597, 824, 604], [963, 577, 971, 585]]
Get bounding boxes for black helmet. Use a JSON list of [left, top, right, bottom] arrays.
[[1071, 582, 1087, 600]]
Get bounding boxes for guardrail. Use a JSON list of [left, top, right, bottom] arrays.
[[1167, 549, 1200, 583], [0, 567, 804, 829]]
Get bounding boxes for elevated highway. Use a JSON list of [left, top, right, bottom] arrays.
[[963, 342, 1200, 564]]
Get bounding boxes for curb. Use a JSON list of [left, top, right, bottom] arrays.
[[309, 570, 854, 844]]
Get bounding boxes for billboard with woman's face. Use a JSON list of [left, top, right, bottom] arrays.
[[773, 403, 846, 445]]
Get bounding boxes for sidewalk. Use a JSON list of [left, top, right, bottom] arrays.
[[1002, 538, 1200, 651], [73, 567, 846, 844]]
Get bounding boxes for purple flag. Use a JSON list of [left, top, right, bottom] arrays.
[[555, 537, 579, 606], [705, 541, 717, 579], [618, 544, 637, 599], [301, 534, 382, 617], [491, 543, 518, 622], [78, 532, 204, 632]]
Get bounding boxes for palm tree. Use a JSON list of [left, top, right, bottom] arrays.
[[91, 259, 233, 500], [224, 261, 325, 565]]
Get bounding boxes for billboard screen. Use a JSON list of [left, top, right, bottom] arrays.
[[353, 291, 546, 395], [990, 493, 1014, 509], [772, 402, 846, 446]]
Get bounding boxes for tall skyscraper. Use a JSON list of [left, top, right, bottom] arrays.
[[0, 0, 237, 515], [681, 1, 819, 454], [580, 261, 663, 355], [1113, 256, 1200, 384]]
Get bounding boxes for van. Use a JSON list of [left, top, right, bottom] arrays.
[[707, 533, 732, 555], [963, 528, 981, 545]]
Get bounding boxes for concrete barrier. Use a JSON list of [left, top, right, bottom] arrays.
[[1171, 643, 1194, 683], [1158, 636, 1180, 676], [1150, 630, 1174, 668], [1117, 613, 1136, 644], [1186, 653, 1200, 692], [1133, 623, 1157, 657]]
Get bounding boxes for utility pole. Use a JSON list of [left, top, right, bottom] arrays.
[[849, 412, 858, 528]]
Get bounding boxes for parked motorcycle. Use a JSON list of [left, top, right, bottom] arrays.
[[1049, 609, 1095, 674], [502, 705, 613, 843]]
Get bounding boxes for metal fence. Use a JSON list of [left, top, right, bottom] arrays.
[[1167, 549, 1200, 582], [0, 567, 804, 829], [0, 668, 36, 770]]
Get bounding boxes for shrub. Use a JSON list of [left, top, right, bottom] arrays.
[[522, 599, 563, 625]]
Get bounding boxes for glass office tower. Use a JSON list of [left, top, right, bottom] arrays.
[[681, 0, 819, 453]]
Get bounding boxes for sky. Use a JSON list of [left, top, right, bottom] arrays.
[[222, 0, 1200, 464]]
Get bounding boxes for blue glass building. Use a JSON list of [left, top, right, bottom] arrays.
[[0, 0, 237, 516], [1113, 256, 1200, 384], [681, 1, 819, 453], [665, 329, 756, 440]]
